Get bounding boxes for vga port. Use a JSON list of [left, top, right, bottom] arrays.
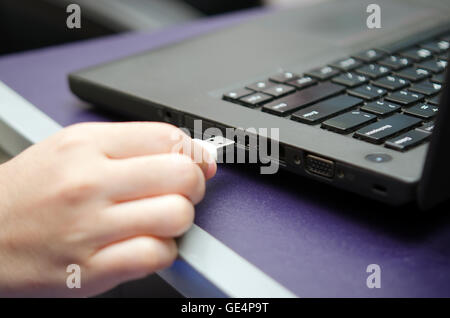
[[305, 154, 335, 178]]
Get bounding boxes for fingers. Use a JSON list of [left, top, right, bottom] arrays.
[[72, 122, 216, 180], [77, 122, 186, 158], [105, 153, 206, 204], [183, 138, 217, 180], [86, 236, 177, 290], [94, 194, 194, 244]]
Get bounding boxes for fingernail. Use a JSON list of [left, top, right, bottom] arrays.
[[206, 160, 217, 179]]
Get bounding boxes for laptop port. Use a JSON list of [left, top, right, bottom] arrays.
[[279, 145, 285, 162], [305, 154, 335, 178], [164, 111, 172, 122], [372, 184, 387, 196]]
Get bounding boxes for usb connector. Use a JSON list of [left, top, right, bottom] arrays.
[[193, 136, 235, 162]]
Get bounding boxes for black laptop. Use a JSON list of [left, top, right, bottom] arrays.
[[69, 0, 450, 209]]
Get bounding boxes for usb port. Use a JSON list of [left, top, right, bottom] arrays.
[[305, 154, 335, 178]]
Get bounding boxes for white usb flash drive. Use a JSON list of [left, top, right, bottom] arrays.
[[193, 136, 235, 162]]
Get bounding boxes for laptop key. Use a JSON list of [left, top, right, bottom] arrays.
[[378, 56, 411, 70], [420, 40, 449, 53], [246, 80, 274, 91], [331, 72, 368, 87], [269, 71, 298, 83], [416, 59, 447, 73], [262, 82, 345, 116], [431, 73, 444, 85], [223, 88, 253, 101], [287, 76, 317, 89], [291, 95, 363, 124], [385, 129, 429, 151], [385, 90, 423, 106], [305, 66, 340, 80], [408, 81, 442, 96], [360, 100, 401, 116], [439, 52, 449, 60], [354, 113, 422, 144], [239, 92, 272, 107], [416, 121, 435, 134], [394, 67, 430, 82], [352, 49, 385, 62], [329, 57, 362, 71], [348, 85, 387, 100], [399, 47, 432, 61], [372, 75, 410, 91], [262, 84, 295, 97], [427, 94, 441, 105], [356, 64, 390, 79], [321, 110, 376, 133], [403, 103, 438, 119]]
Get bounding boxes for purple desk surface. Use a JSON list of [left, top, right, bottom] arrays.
[[2, 9, 450, 297]]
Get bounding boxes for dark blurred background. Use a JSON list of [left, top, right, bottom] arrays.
[[0, 0, 264, 55]]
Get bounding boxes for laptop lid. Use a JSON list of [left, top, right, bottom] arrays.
[[418, 58, 450, 210]]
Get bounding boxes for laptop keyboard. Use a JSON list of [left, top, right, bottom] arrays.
[[222, 34, 449, 152]]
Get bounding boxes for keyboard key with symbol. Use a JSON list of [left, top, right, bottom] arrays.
[[356, 64, 390, 79], [321, 110, 376, 133], [223, 88, 253, 101], [416, 60, 447, 73], [408, 81, 442, 96], [287, 76, 317, 89], [385, 130, 430, 151], [262, 82, 345, 116], [246, 80, 274, 91], [420, 40, 449, 53], [394, 67, 430, 82], [329, 57, 362, 71], [352, 49, 385, 62], [378, 56, 411, 70], [305, 66, 340, 80], [403, 103, 438, 119], [385, 90, 423, 106], [239, 93, 272, 107], [416, 121, 435, 134], [291, 95, 362, 124], [262, 84, 295, 97], [399, 48, 432, 61], [348, 85, 387, 100], [354, 114, 422, 144], [372, 75, 410, 91], [360, 100, 401, 116], [331, 72, 368, 87], [269, 72, 298, 83]]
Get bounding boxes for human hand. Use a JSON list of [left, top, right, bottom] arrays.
[[0, 122, 216, 297]]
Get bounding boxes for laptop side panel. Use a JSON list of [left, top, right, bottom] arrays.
[[418, 61, 450, 210]]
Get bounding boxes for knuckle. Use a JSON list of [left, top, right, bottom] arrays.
[[140, 238, 177, 271], [159, 122, 185, 136], [158, 123, 187, 147], [169, 195, 195, 236], [54, 127, 91, 153], [159, 239, 178, 268], [57, 175, 101, 204], [174, 157, 203, 191]]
